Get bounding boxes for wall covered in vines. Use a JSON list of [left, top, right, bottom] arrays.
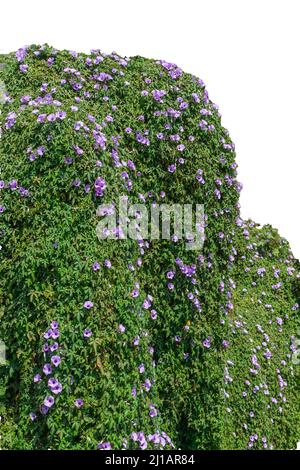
[[0, 45, 299, 450]]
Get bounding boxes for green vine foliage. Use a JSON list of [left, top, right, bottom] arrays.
[[0, 45, 299, 450]]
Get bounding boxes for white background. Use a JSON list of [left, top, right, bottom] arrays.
[[1, 0, 299, 258]]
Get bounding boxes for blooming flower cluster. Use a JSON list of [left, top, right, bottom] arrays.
[[31, 321, 62, 416]]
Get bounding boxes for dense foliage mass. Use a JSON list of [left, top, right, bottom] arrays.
[[0, 45, 299, 450]]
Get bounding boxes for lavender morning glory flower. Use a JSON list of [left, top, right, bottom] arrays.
[[152, 89, 166, 102], [168, 164, 176, 173], [92, 261, 100, 271], [149, 404, 157, 418], [43, 364, 52, 376], [94, 177, 106, 197], [142, 298, 151, 309], [19, 64, 28, 73], [29, 412, 37, 421], [75, 399, 84, 408], [37, 114, 47, 123], [43, 329, 52, 339], [50, 342, 59, 352], [151, 310, 157, 320], [52, 383, 63, 395], [15, 47, 27, 62], [97, 442, 111, 450], [203, 338, 211, 349], [83, 328, 92, 338], [51, 355, 61, 367], [40, 404, 49, 415], [51, 329, 60, 340], [44, 396, 55, 408], [84, 301, 94, 309], [144, 379, 151, 392]]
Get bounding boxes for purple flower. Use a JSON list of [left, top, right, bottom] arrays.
[[84, 301, 94, 309], [92, 261, 100, 271], [168, 164, 176, 174], [51, 329, 60, 340], [5, 113, 17, 129], [48, 378, 58, 389], [20, 95, 31, 104], [131, 289, 139, 298], [144, 379, 152, 392], [73, 145, 84, 155], [127, 159, 136, 171], [75, 399, 84, 408], [40, 405, 49, 415], [51, 355, 61, 367], [97, 442, 111, 450], [44, 396, 55, 408], [203, 338, 211, 349], [118, 324, 126, 333], [73, 178, 81, 188], [52, 383, 63, 395], [104, 259, 111, 268], [34, 374, 41, 383], [47, 113, 56, 122], [94, 177, 106, 197], [138, 363, 145, 374], [9, 179, 18, 190], [43, 329, 53, 340], [29, 412, 37, 421], [50, 342, 59, 352], [37, 114, 47, 123], [151, 309, 158, 320], [192, 93, 200, 103], [152, 89, 167, 102], [43, 364, 52, 376], [143, 297, 152, 309], [149, 404, 158, 418], [48, 377, 62, 395], [83, 328, 92, 338], [257, 268, 266, 276], [15, 47, 27, 62], [56, 110, 67, 120], [199, 119, 208, 130]]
